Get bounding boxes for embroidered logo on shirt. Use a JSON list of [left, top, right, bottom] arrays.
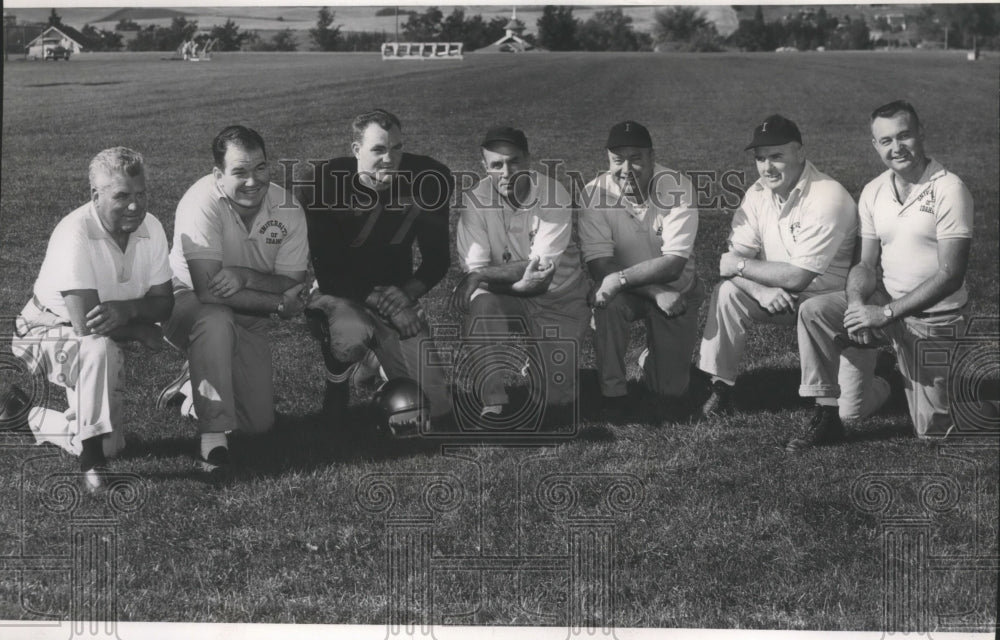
[[259, 220, 288, 245], [917, 188, 936, 215], [789, 221, 802, 242]]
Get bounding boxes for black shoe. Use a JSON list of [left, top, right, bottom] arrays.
[[0, 385, 31, 432], [598, 394, 632, 422], [321, 381, 350, 427], [200, 446, 231, 473], [786, 405, 845, 452], [697, 380, 734, 420]]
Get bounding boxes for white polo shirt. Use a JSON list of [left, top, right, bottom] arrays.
[[457, 171, 584, 297], [730, 160, 857, 294], [170, 175, 309, 290], [579, 164, 698, 294], [859, 159, 973, 314], [32, 203, 172, 322]]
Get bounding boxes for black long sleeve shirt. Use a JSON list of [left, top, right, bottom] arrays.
[[300, 153, 452, 303]]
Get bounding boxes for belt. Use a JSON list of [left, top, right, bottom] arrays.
[[29, 295, 72, 327], [32, 294, 59, 316]]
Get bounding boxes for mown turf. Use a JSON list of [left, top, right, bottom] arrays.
[[1, 50, 997, 631]]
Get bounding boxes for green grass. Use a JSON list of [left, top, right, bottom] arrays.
[[1, 50, 997, 631]]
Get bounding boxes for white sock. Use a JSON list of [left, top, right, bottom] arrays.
[[200, 432, 228, 459], [710, 376, 735, 387], [816, 397, 838, 407]]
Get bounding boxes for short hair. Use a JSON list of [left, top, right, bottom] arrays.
[[351, 109, 402, 144], [89, 147, 144, 189], [870, 100, 921, 129], [212, 125, 266, 169]]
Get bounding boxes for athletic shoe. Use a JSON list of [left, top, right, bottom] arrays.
[[697, 380, 734, 419], [156, 361, 190, 410], [200, 446, 231, 473], [0, 385, 31, 432], [786, 405, 845, 452]]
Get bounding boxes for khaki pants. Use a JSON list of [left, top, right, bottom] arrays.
[[310, 295, 452, 418], [699, 280, 888, 421], [12, 301, 126, 457], [593, 277, 705, 398], [163, 289, 274, 435], [799, 290, 965, 437], [463, 283, 590, 407]]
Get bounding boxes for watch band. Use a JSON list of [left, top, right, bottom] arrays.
[[736, 259, 746, 278], [618, 270, 628, 288]]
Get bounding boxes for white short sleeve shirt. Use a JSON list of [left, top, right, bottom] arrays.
[[170, 175, 309, 290], [729, 160, 857, 294], [858, 159, 973, 313], [456, 171, 584, 297], [32, 203, 173, 321], [578, 164, 699, 294]]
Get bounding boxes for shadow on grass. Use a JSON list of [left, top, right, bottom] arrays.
[[735, 367, 810, 413]]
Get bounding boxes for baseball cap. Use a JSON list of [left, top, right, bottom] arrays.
[[744, 115, 802, 150], [606, 121, 652, 149], [482, 126, 529, 154]]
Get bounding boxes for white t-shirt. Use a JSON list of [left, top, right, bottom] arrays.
[[456, 171, 584, 297], [859, 159, 973, 313], [579, 164, 699, 294], [729, 160, 857, 294], [170, 175, 309, 290], [32, 202, 172, 322]]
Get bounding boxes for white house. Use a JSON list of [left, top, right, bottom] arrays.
[[25, 25, 86, 59]]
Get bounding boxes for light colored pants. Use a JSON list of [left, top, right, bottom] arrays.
[[698, 280, 888, 421], [463, 284, 590, 407], [593, 277, 706, 398], [799, 290, 964, 438], [310, 295, 452, 418], [163, 288, 274, 435], [12, 301, 125, 457]]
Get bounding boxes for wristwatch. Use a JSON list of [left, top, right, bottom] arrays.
[[618, 270, 628, 288], [276, 301, 285, 315], [882, 305, 894, 320], [736, 259, 746, 277]]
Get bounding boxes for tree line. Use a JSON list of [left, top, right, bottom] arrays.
[[44, 4, 1000, 54]]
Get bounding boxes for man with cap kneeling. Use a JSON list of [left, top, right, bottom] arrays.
[[578, 120, 705, 420], [695, 115, 891, 437], [453, 126, 589, 425]]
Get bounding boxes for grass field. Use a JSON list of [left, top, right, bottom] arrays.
[[1, 50, 998, 633]]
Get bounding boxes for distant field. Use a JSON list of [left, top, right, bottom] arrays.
[[1, 50, 997, 631], [8, 4, 742, 36]]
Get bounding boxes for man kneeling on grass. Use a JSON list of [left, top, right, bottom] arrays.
[[795, 101, 975, 445], [3, 147, 173, 492], [695, 115, 892, 442], [160, 125, 308, 472]]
